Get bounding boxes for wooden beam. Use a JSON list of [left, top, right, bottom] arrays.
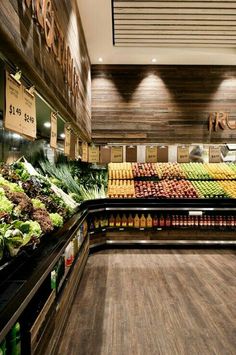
[[114, 8, 236, 15]]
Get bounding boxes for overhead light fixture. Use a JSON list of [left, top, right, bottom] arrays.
[[152, 58, 157, 63], [98, 57, 103, 62], [44, 122, 51, 128], [60, 133, 65, 139]]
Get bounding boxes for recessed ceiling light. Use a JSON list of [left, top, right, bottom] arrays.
[[44, 122, 51, 128], [152, 58, 157, 63], [98, 57, 103, 62], [60, 133, 65, 139]]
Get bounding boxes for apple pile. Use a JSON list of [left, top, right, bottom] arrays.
[[132, 163, 157, 178], [191, 181, 229, 198], [155, 163, 186, 180], [205, 163, 236, 180], [219, 181, 236, 198], [181, 163, 210, 180], [135, 180, 199, 199]]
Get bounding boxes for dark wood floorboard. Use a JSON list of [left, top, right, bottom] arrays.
[[57, 249, 236, 355]]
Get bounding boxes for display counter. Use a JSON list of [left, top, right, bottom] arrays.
[[0, 197, 235, 353]]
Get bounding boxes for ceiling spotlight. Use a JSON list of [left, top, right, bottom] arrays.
[[44, 122, 51, 128], [152, 58, 157, 63], [98, 57, 103, 62], [60, 133, 65, 139]]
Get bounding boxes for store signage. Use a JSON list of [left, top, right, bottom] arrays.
[[209, 146, 221, 163], [5, 71, 36, 139], [81, 142, 88, 162], [177, 146, 189, 163], [100, 146, 111, 164], [146, 146, 157, 163], [157, 146, 169, 162], [88, 146, 100, 163], [50, 112, 57, 149], [209, 112, 236, 131], [111, 146, 123, 163], [24, 0, 79, 100], [64, 124, 71, 156]]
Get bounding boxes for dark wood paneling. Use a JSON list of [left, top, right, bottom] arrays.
[[0, 0, 91, 141], [92, 65, 236, 143]]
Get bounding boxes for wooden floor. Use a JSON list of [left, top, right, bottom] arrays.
[[58, 248, 236, 355]]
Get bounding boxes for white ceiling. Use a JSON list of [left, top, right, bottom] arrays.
[[77, 0, 236, 65]]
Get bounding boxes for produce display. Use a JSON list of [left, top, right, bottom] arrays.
[[181, 163, 210, 180], [0, 163, 75, 263], [108, 180, 135, 198], [155, 163, 186, 180], [108, 163, 133, 179], [135, 180, 199, 199], [204, 163, 236, 180], [218, 180, 236, 198], [132, 163, 156, 178], [191, 181, 228, 198]]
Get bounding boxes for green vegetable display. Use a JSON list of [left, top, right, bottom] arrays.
[[31, 198, 46, 209], [0, 188, 14, 214], [50, 213, 64, 228]]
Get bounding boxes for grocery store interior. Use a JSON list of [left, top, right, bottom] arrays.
[[0, 1, 236, 355]]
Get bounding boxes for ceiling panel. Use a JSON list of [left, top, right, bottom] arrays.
[[112, 0, 236, 47]]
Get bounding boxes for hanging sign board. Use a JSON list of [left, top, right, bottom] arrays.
[[157, 146, 169, 162], [64, 124, 71, 156], [88, 146, 100, 163], [126, 146, 137, 162], [22, 87, 36, 138], [100, 146, 111, 164], [177, 146, 189, 163], [111, 146, 123, 163], [4, 71, 23, 134], [146, 146, 157, 163], [209, 146, 221, 163], [81, 142, 88, 162], [50, 112, 57, 149]]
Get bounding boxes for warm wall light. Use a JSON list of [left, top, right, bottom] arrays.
[[60, 133, 65, 139], [44, 122, 51, 128], [12, 133, 21, 139], [152, 58, 157, 63], [98, 57, 103, 62]]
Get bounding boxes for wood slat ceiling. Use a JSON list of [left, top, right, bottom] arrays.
[[112, 1, 236, 47]]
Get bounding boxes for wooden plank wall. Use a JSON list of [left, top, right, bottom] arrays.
[[0, 0, 91, 141], [91, 65, 236, 144]]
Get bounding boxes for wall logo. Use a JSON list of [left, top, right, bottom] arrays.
[[209, 112, 236, 132]]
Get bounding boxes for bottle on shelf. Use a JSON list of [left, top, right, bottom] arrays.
[[159, 215, 165, 227], [109, 214, 115, 227], [146, 214, 153, 228], [94, 217, 100, 229], [166, 215, 171, 227], [140, 214, 146, 228], [128, 214, 133, 227], [153, 215, 159, 227], [134, 214, 140, 228], [115, 214, 121, 227], [122, 214, 127, 227]]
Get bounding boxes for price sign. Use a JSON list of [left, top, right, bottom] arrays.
[[81, 142, 88, 162], [146, 146, 157, 163], [50, 112, 57, 149], [64, 124, 71, 156], [177, 146, 189, 163], [88, 146, 100, 163], [111, 146, 123, 163], [22, 87, 36, 138], [209, 146, 221, 163], [4, 71, 23, 134]]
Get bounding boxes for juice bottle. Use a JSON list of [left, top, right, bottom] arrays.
[[94, 217, 100, 229], [159, 215, 165, 227], [109, 214, 115, 227], [128, 214, 133, 227], [166, 215, 171, 227], [122, 214, 127, 227], [134, 214, 140, 228], [153, 215, 159, 227], [116, 214, 121, 227], [140, 214, 146, 228], [146, 214, 153, 228]]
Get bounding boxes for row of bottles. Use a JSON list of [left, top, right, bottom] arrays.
[[90, 213, 236, 230], [0, 322, 21, 355]]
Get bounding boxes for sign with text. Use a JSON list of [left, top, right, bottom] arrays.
[[111, 146, 123, 163], [88, 146, 100, 163], [126, 146, 137, 162], [5, 71, 23, 134], [64, 124, 71, 156], [157, 146, 169, 162], [177, 146, 189, 163], [209, 146, 221, 163], [22, 87, 36, 138], [50, 112, 57, 149], [81, 142, 88, 162], [100, 146, 111, 164], [146, 146, 157, 163], [209, 112, 236, 132]]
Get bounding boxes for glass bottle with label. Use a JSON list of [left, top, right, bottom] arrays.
[[128, 214, 133, 227], [153, 215, 159, 227], [109, 214, 115, 227], [146, 214, 153, 228], [116, 214, 121, 227], [140, 214, 146, 228], [134, 214, 140, 228], [122, 214, 127, 227]]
